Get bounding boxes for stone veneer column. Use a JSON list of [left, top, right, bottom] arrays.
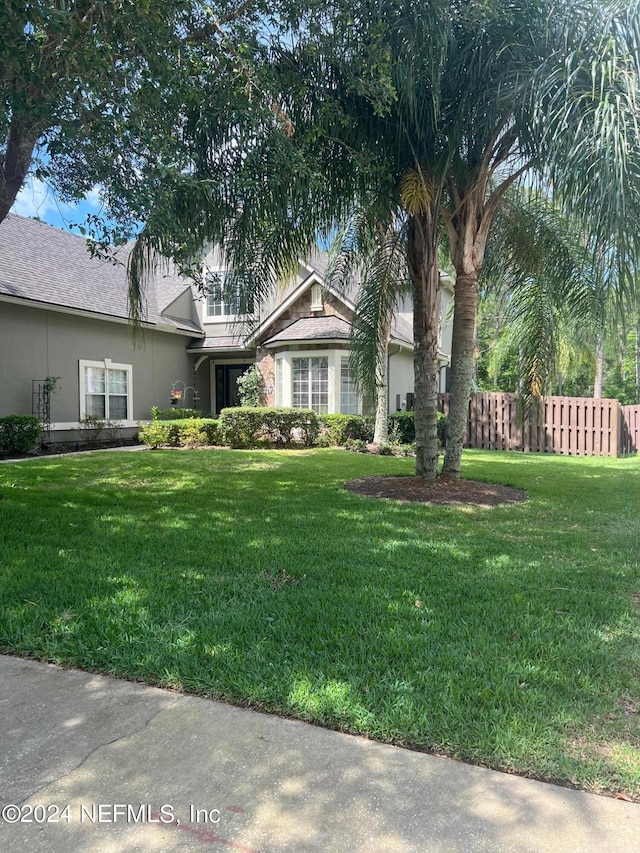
[[256, 347, 276, 406]]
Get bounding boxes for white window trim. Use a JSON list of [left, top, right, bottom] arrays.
[[79, 358, 133, 422], [275, 350, 362, 415], [203, 269, 251, 323], [339, 355, 358, 415]]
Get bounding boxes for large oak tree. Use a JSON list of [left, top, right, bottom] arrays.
[[0, 0, 258, 231]]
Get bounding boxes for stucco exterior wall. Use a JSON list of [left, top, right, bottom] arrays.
[[0, 302, 193, 428], [388, 349, 415, 412]]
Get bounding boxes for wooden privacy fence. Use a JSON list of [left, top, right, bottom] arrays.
[[437, 393, 639, 457]]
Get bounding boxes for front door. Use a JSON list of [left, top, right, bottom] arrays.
[[215, 363, 252, 413]]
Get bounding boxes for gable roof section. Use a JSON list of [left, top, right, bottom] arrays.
[[245, 267, 357, 346], [0, 214, 202, 334]]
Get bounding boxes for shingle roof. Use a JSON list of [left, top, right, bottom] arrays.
[[391, 314, 413, 345], [0, 214, 201, 333], [187, 335, 248, 351], [264, 316, 352, 345]]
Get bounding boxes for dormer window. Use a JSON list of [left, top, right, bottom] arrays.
[[205, 270, 253, 320], [310, 283, 323, 312]]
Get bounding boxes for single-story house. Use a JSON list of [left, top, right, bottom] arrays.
[[0, 214, 453, 444]]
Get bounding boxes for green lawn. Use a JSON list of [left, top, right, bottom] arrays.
[[1, 448, 639, 797]]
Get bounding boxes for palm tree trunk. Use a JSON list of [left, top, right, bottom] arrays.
[[636, 317, 640, 404], [594, 331, 604, 398], [373, 343, 389, 444], [443, 270, 479, 477], [408, 215, 441, 480]]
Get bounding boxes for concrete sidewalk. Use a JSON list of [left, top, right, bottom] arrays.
[[1, 655, 638, 852]]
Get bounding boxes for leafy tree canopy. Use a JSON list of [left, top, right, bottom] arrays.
[[0, 0, 263, 231]]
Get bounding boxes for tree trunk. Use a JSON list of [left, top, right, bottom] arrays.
[[594, 331, 604, 398], [0, 113, 41, 224], [443, 270, 479, 477], [636, 317, 640, 404], [408, 214, 441, 480], [373, 342, 389, 445]]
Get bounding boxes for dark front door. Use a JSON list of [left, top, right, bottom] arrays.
[[215, 363, 252, 413]]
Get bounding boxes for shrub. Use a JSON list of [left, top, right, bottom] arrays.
[[316, 432, 333, 448], [236, 365, 265, 407], [387, 411, 447, 447], [219, 407, 319, 448], [139, 418, 220, 448], [79, 415, 122, 447], [319, 414, 374, 445], [138, 421, 178, 448], [388, 411, 415, 444], [0, 415, 42, 453], [151, 407, 202, 420], [344, 438, 368, 452], [177, 418, 220, 447]]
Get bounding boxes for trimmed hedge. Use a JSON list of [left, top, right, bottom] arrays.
[[219, 407, 319, 447], [318, 414, 375, 445], [150, 407, 204, 421], [0, 415, 42, 453], [138, 418, 220, 448]]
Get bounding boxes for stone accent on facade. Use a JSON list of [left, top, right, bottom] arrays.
[[256, 347, 275, 406]]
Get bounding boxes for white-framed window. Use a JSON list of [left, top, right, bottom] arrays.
[[292, 356, 328, 414], [205, 270, 252, 320], [340, 356, 358, 414], [275, 350, 360, 414], [79, 359, 132, 421]]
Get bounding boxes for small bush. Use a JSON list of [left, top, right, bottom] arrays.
[[151, 407, 202, 421], [319, 414, 374, 445], [316, 432, 333, 448], [387, 411, 447, 447], [79, 415, 122, 447], [236, 365, 265, 407], [138, 421, 179, 448], [220, 407, 319, 448], [0, 415, 42, 453], [139, 418, 220, 448], [178, 419, 221, 447], [344, 438, 368, 453], [388, 411, 415, 444]]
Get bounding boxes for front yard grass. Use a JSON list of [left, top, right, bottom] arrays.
[[1, 448, 639, 798]]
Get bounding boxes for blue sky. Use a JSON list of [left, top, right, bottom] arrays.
[[11, 175, 103, 235]]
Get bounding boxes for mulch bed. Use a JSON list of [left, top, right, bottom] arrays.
[[344, 474, 527, 507]]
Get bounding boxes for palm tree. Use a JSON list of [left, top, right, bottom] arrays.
[[326, 210, 412, 445], [477, 192, 602, 399], [128, 0, 640, 479]]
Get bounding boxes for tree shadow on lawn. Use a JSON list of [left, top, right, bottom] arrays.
[[0, 449, 639, 796]]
